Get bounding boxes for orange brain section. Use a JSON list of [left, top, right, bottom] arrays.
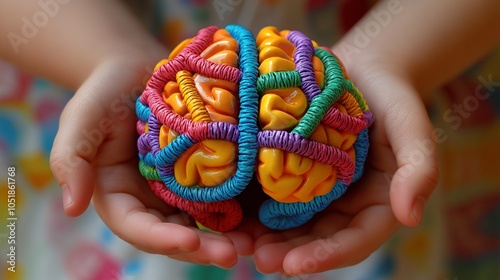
[[257, 27, 302, 131], [256, 27, 358, 203], [158, 29, 240, 187]]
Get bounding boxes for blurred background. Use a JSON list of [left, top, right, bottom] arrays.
[[1, 0, 499, 279]]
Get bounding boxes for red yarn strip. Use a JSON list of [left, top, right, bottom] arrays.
[[321, 106, 366, 134], [148, 180, 242, 232]]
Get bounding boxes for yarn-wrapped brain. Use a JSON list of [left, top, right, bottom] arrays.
[[136, 25, 372, 232]]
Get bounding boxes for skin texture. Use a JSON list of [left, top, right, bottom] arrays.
[[1, 0, 499, 276]]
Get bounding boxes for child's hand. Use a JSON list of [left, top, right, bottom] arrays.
[[49, 56, 255, 268], [252, 59, 439, 276]]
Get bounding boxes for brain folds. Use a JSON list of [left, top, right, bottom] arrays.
[[157, 28, 240, 187], [136, 25, 372, 231]]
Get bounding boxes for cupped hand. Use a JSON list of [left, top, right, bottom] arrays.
[[253, 55, 439, 276], [48, 45, 439, 274], [49, 55, 255, 268]]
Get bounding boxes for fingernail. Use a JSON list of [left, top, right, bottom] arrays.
[[62, 184, 74, 208], [209, 262, 227, 269], [178, 246, 193, 253], [412, 196, 426, 225]]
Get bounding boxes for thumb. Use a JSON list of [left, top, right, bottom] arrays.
[[384, 84, 439, 227], [50, 82, 106, 217]]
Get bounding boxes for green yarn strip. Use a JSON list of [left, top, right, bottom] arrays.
[[139, 160, 162, 181], [256, 71, 302, 93], [344, 80, 368, 111], [317, 49, 367, 111], [291, 48, 346, 138]]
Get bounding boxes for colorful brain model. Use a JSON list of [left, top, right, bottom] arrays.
[[136, 25, 372, 232]]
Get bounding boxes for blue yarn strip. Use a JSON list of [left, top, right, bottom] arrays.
[[152, 25, 260, 203], [139, 152, 156, 167], [135, 98, 151, 122], [352, 127, 369, 182], [259, 182, 348, 230]]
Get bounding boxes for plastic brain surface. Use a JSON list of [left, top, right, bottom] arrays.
[[136, 25, 372, 232]]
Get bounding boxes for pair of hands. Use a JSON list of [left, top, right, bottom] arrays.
[[49, 49, 438, 276]]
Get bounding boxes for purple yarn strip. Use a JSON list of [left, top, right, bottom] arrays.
[[258, 130, 354, 183], [147, 113, 161, 156], [137, 134, 150, 155], [287, 31, 322, 101], [208, 122, 240, 143], [364, 110, 374, 127], [157, 163, 174, 177]]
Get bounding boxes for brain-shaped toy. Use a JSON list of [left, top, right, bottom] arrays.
[[136, 25, 372, 232]]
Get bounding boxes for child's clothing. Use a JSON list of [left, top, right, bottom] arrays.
[[1, 0, 499, 279]]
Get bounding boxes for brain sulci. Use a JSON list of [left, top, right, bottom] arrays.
[[136, 25, 372, 232]]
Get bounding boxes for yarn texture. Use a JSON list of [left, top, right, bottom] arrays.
[[136, 25, 372, 232]]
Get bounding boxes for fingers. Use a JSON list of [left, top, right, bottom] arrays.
[[50, 92, 105, 216], [253, 226, 314, 274], [127, 212, 200, 253], [50, 156, 94, 217], [382, 82, 439, 227], [92, 169, 241, 267], [169, 230, 239, 268], [50, 59, 141, 216], [330, 47, 440, 227], [350, 68, 439, 227], [253, 171, 400, 276], [224, 231, 254, 256], [255, 235, 313, 275], [255, 243, 296, 274], [281, 205, 398, 276], [93, 186, 201, 253]]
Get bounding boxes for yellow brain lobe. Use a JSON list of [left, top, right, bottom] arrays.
[[256, 27, 355, 203], [257, 27, 306, 131], [159, 29, 239, 187]]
